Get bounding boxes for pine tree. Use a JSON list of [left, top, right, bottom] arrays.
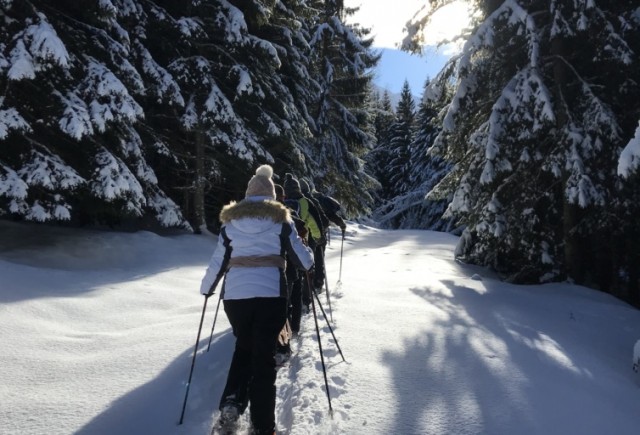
[[373, 78, 453, 230], [411, 0, 640, 297], [386, 80, 416, 197], [366, 90, 396, 202], [303, 0, 379, 215], [368, 80, 417, 209], [0, 0, 188, 228], [0, 0, 384, 230], [373, 90, 395, 146]]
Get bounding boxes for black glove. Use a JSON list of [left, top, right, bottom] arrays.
[[203, 287, 215, 297]]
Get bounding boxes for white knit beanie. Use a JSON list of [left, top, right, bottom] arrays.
[[245, 164, 276, 199]]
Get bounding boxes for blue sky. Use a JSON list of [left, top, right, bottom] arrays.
[[344, 0, 469, 96], [373, 46, 451, 96]]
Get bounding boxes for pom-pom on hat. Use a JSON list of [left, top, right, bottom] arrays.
[[283, 173, 302, 197], [245, 164, 276, 199]]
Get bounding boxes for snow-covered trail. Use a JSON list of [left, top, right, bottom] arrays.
[[2, 221, 640, 435], [321, 227, 469, 434], [289, 224, 640, 435]]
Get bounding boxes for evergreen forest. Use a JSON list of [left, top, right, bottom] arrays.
[[1, 0, 639, 305]]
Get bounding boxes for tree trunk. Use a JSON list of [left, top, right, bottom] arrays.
[[627, 224, 640, 306], [193, 130, 206, 234], [549, 36, 586, 283]]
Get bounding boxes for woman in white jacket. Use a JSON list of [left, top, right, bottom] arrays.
[[200, 165, 314, 435]]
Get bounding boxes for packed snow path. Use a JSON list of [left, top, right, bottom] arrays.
[[1, 221, 639, 435]]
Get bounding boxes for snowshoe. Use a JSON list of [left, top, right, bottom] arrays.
[[274, 344, 292, 370], [211, 404, 240, 435]]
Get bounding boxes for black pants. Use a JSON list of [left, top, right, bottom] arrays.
[[220, 297, 287, 433], [313, 243, 326, 289]]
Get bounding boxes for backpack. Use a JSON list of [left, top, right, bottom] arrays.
[[284, 198, 300, 216], [315, 193, 341, 215], [306, 195, 329, 230]]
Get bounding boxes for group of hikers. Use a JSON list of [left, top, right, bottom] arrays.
[[198, 164, 347, 435]]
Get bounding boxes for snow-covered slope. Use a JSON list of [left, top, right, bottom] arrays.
[[1, 220, 639, 434]]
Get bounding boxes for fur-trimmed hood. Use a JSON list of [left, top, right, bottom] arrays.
[[220, 199, 291, 224]]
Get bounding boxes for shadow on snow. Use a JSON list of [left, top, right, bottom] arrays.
[[76, 331, 234, 435]]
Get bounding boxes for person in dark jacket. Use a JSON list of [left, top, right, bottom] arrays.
[[274, 184, 305, 345], [297, 178, 330, 291], [201, 165, 314, 435], [283, 173, 326, 298], [300, 178, 346, 236], [299, 178, 347, 291]]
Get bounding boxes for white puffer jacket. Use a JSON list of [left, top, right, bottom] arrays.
[[200, 196, 314, 299]]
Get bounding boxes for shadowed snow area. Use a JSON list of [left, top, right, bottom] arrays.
[[1, 220, 639, 434]]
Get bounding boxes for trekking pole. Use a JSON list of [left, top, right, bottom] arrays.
[[338, 231, 345, 283], [322, 250, 333, 323], [206, 292, 223, 352], [179, 267, 227, 424], [178, 294, 211, 425], [306, 272, 345, 362], [307, 271, 333, 416]]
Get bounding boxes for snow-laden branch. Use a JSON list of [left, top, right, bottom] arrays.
[[135, 41, 184, 106], [481, 67, 554, 184], [81, 57, 145, 131], [0, 105, 32, 139], [7, 13, 69, 80], [443, 0, 540, 134], [146, 186, 190, 229], [55, 91, 94, 140], [459, 0, 539, 73], [91, 148, 146, 215], [0, 163, 28, 200], [218, 0, 250, 44], [618, 121, 640, 178], [18, 149, 86, 190]]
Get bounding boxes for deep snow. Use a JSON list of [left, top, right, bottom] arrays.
[[1, 220, 639, 434]]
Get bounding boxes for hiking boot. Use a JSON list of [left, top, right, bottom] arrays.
[[275, 347, 291, 369], [251, 426, 276, 435], [215, 403, 240, 433]]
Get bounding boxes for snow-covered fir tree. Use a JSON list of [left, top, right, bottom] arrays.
[[373, 78, 454, 230], [365, 90, 395, 201], [372, 90, 396, 146], [409, 0, 640, 302], [385, 80, 416, 197], [0, 0, 380, 230], [0, 0, 189, 228], [618, 121, 640, 178], [368, 80, 417, 222], [302, 0, 379, 214]]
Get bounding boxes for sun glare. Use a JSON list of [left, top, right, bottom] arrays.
[[345, 0, 472, 52], [420, 1, 472, 46]]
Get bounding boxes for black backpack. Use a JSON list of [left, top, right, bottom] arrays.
[[315, 193, 341, 215], [284, 198, 301, 216]]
